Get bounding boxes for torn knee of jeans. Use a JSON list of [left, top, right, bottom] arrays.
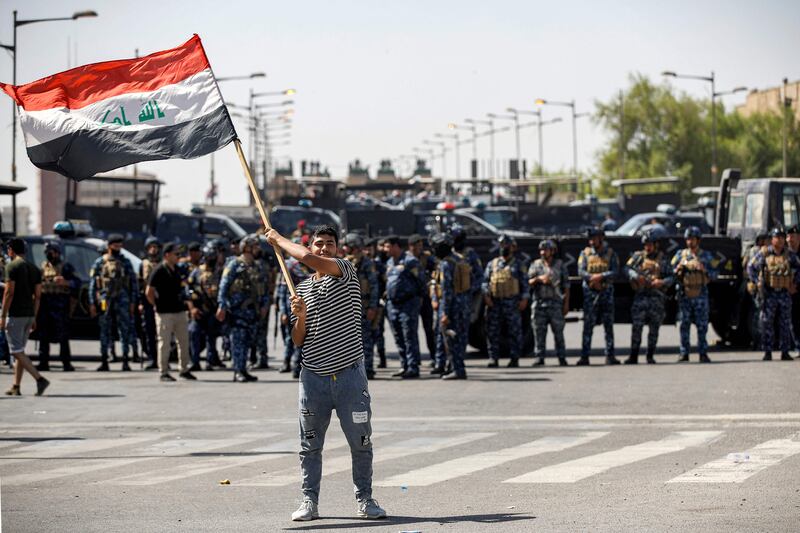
[[300, 407, 315, 417], [303, 429, 317, 440], [361, 435, 372, 447]]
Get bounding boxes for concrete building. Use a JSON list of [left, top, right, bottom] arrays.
[[736, 80, 800, 121]]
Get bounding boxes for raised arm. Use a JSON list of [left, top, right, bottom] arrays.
[[266, 229, 342, 278]]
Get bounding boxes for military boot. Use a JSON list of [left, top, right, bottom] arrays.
[[699, 353, 712, 363], [378, 353, 387, 368], [558, 358, 568, 366], [575, 357, 590, 366], [624, 349, 639, 365], [487, 359, 499, 368], [645, 349, 656, 364], [532, 358, 545, 367], [677, 354, 689, 363], [606, 356, 621, 365], [506, 359, 519, 368], [96, 359, 110, 372], [780, 352, 793, 361], [763, 352, 772, 361]]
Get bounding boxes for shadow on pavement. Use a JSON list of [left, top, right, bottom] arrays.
[[39, 394, 126, 398], [282, 512, 536, 530]]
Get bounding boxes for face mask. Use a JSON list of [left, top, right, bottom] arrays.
[[111, 249, 121, 257], [378, 251, 388, 262], [501, 247, 511, 258]]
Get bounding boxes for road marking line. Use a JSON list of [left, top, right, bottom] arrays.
[[0, 436, 159, 466], [504, 431, 723, 484], [376, 432, 608, 487], [668, 432, 800, 483], [236, 432, 494, 487], [0, 435, 266, 486]]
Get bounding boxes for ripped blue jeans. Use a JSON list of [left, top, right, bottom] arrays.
[[298, 361, 373, 504]]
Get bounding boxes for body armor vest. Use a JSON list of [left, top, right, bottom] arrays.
[[231, 259, 259, 309], [763, 247, 793, 290], [489, 258, 519, 298], [198, 266, 220, 310], [435, 256, 471, 298], [584, 247, 611, 274], [41, 261, 69, 295], [531, 259, 563, 301], [677, 249, 708, 298], [140, 258, 158, 287], [630, 252, 663, 291], [347, 255, 372, 307], [100, 255, 126, 299]]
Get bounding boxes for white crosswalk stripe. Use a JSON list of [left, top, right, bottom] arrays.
[[504, 431, 723, 484], [0, 435, 263, 486], [236, 432, 494, 487], [668, 432, 800, 483], [0, 436, 159, 467], [376, 432, 607, 487]]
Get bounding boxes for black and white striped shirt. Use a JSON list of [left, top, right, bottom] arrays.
[[291, 258, 363, 375]]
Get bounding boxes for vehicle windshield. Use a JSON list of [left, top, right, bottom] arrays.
[[615, 214, 647, 236], [478, 210, 515, 229]]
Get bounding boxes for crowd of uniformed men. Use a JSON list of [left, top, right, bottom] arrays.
[[4, 220, 800, 386]]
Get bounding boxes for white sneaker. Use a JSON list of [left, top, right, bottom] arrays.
[[357, 498, 387, 519], [291, 500, 319, 521]]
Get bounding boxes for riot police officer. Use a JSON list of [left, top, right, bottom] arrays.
[[385, 236, 426, 378], [188, 244, 225, 370], [528, 240, 569, 367], [250, 239, 273, 370], [748, 227, 800, 361], [451, 224, 484, 324], [430, 232, 470, 379], [277, 253, 312, 377], [671, 226, 718, 363], [36, 241, 79, 372], [139, 236, 161, 370], [408, 234, 437, 365], [371, 238, 389, 368], [216, 235, 269, 382], [89, 234, 138, 371], [342, 233, 380, 379], [577, 228, 619, 366], [482, 234, 528, 368], [744, 231, 769, 350], [625, 230, 673, 364]]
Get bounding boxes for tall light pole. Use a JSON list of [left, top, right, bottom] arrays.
[[435, 132, 460, 179], [1, 9, 98, 233], [423, 140, 447, 178], [535, 98, 579, 179], [465, 118, 494, 178], [449, 122, 476, 178], [490, 112, 521, 178]]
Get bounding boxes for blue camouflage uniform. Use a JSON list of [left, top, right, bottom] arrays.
[[218, 256, 269, 373], [432, 253, 471, 376], [138, 256, 160, 365], [278, 256, 311, 375], [385, 252, 426, 374], [89, 252, 138, 362], [187, 262, 223, 366], [747, 245, 800, 358], [417, 251, 437, 362], [250, 254, 272, 367], [528, 257, 568, 364], [625, 249, 673, 361], [37, 256, 80, 367], [671, 247, 718, 361], [346, 253, 380, 373], [578, 243, 619, 362], [482, 255, 528, 363], [372, 254, 388, 363]]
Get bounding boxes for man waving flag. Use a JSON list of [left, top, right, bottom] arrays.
[[0, 35, 236, 180]]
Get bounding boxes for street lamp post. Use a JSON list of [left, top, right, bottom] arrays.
[[423, 140, 447, 178], [449, 122, 476, 179], [465, 118, 493, 178], [1, 9, 98, 233], [435, 132, 460, 180], [535, 98, 579, 179], [490, 112, 521, 178]]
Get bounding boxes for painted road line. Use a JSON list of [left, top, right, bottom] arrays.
[[236, 432, 495, 487], [668, 432, 800, 483], [504, 431, 723, 484], [376, 432, 608, 487], [0, 435, 263, 486], [0, 436, 160, 467]]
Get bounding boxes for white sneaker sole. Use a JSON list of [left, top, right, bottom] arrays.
[[291, 513, 319, 522]]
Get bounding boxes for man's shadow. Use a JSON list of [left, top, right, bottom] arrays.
[[282, 511, 535, 530]]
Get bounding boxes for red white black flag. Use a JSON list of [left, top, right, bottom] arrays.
[[0, 35, 236, 180]]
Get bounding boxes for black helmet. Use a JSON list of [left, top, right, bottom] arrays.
[[497, 234, 516, 246], [343, 233, 365, 249], [684, 226, 702, 239], [587, 227, 604, 238], [107, 233, 124, 244], [430, 232, 453, 247], [144, 236, 161, 248], [538, 239, 556, 251], [202, 245, 218, 262], [44, 241, 62, 254], [239, 234, 260, 251], [641, 230, 660, 244], [449, 223, 465, 240], [770, 226, 787, 238]]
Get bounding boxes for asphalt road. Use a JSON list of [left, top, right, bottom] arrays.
[[1, 320, 799, 532]]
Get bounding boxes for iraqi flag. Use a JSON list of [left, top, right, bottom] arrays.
[[0, 35, 237, 180]]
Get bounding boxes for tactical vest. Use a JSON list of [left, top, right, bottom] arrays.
[[199, 267, 220, 303], [140, 258, 157, 287], [584, 247, 611, 274], [347, 255, 373, 308], [41, 261, 70, 295], [435, 256, 471, 298], [489, 258, 519, 298], [630, 252, 663, 292], [531, 259, 563, 301], [230, 259, 259, 309], [763, 247, 793, 290], [100, 255, 126, 299], [677, 249, 708, 298]]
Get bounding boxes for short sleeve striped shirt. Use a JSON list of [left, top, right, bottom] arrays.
[[291, 257, 364, 375]]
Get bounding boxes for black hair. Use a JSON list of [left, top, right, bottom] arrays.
[[385, 235, 405, 247], [8, 238, 25, 255], [310, 224, 339, 245]]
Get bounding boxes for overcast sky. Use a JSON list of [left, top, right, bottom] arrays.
[[0, 0, 797, 231]]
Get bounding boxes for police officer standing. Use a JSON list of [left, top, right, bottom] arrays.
[[342, 234, 380, 379], [385, 236, 426, 378], [250, 240, 273, 370], [624, 230, 673, 364], [744, 231, 769, 350], [371, 238, 389, 369], [408, 234, 437, 366], [216, 235, 268, 382], [90, 234, 138, 372], [748, 227, 800, 361], [188, 244, 226, 370], [430, 233, 471, 379], [277, 252, 312, 377], [528, 240, 569, 367], [482, 235, 528, 368], [36, 242, 79, 372], [139, 237, 161, 370], [577, 228, 619, 366], [671, 226, 718, 363]]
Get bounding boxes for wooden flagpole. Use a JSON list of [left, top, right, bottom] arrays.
[[233, 138, 297, 298]]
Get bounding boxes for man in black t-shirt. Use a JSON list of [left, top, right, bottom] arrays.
[[146, 242, 196, 382], [2, 239, 49, 396]]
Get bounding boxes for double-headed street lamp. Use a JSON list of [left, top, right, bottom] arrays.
[[434, 132, 460, 179], [535, 98, 582, 180], [216, 72, 265, 82], [488, 112, 521, 178], [662, 70, 746, 184], [465, 117, 494, 178], [422, 139, 447, 178], [448, 122, 477, 164], [1, 9, 98, 232]]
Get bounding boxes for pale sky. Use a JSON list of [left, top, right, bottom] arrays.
[[0, 0, 798, 232]]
